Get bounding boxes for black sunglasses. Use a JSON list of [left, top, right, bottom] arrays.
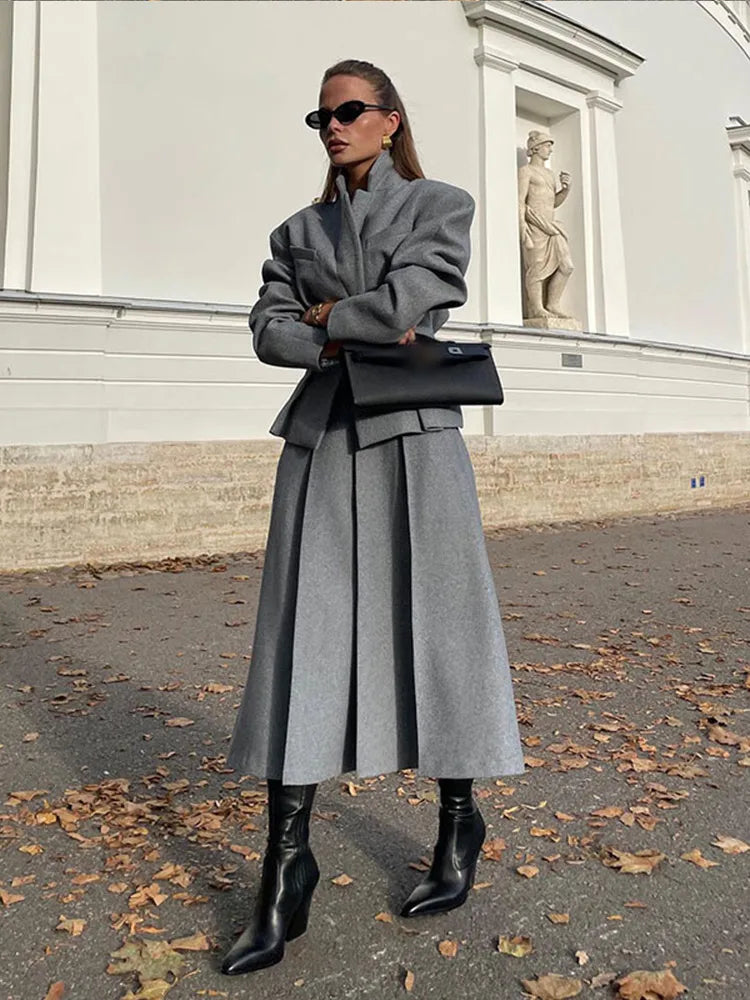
[[305, 100, 395, 131]]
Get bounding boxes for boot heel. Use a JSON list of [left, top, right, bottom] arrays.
[[285, 893, 313, 942]]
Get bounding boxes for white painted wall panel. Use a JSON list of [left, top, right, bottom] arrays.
[[1, 408, 109, 442], [1, 304, 746, 445], [95, 0, 479, 312]]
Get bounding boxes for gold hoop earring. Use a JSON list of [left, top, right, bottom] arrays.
[[381, 134, 392, 150]]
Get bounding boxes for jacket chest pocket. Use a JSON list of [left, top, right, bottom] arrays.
[[361, 227, 411, 284]]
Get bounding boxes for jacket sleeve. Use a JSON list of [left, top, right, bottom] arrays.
[[248, 227, 329, 370], [325, 185, 475, 344]]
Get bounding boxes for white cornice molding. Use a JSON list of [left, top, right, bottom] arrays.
[[727, 123, 750, 156], [449, 321, 750, 364], [462, 0, 644, 83], [698, 1, 750, 60], [586, 91, 624, 114]]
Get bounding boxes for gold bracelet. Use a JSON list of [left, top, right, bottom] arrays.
[[310, 302, 324, 325]]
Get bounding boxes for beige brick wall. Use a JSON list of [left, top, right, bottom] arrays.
[[469, 432, 749, 526], [1, 432, 748, 572]]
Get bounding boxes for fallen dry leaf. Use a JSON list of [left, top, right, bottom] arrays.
[[404, 969, 415, 991], [122, 979, 173, 1000], [407, 858, 430, 872], [524, 756, 547, 768], [331, 873, 353, 886], [680, 848, 719, 869], [438, 938, 459, 958], [71, 873, 100, 886], [375, 911, 393, 923], [591, 806, 623, 818], [547, 912, 570, 923], [164, 718, 194, 728], [128, 883, 168, 908], [520, 972, 583, 998], [229, 845, 261, 861], [615, 968, 687, 999], [711, 834, 749, 855], [152, 863, 182, 881], [18, 843, 44, 855], [343, 780, 369, 796], [482, 836, 507, 861], [601, 847, 666, 875], [56, 915, 86, 936], [7, 789, 49, 803], [44, 984, 65, 1000], [106, 938, 185, 989], [575, 950, 589, 965], [10, 875, 35, 888], [707, 725, 750, 750], [498, 934, 533, 957], [516, 864, 539, 878], [590, 970, 618, 988], [170, 932, 211, 951], [0, 889, 25, 907]]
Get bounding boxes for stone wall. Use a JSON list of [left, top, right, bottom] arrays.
[[1, 432, 747, 572]]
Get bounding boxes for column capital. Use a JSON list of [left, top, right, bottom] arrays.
[[473, 44, 519, 74], [586, 90, 623, 114]]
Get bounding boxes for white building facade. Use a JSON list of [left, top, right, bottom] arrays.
[[0, 0, 748, 570]]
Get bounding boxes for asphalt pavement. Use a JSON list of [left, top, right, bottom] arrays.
[[1, 503, 748, 1000]]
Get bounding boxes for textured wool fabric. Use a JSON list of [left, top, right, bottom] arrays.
[[248, 148, 476, 451], [226, 379, 526, 784], [228, 146, 526, 784]]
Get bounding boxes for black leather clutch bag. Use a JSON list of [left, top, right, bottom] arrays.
[[340, 339, 504, 408]]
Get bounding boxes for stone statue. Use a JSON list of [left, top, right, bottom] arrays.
[[518, 129, 579, 327]]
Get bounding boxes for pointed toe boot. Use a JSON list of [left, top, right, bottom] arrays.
[[221, 781, 319, 976], [400, 778, 486, 918]]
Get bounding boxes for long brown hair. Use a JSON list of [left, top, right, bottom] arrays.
[[314, 60, 425, 203]]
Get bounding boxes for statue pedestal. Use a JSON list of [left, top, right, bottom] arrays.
[[523, 316, 583, 332]]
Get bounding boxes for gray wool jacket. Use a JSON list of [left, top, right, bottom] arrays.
[[248, 148, 476, 450]]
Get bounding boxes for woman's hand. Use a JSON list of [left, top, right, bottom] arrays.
[[302, 300, 338, 328]]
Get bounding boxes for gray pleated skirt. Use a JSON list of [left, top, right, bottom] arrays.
[[226, 375, 526, 785]]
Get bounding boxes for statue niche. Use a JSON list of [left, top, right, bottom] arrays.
[[518, 129, 581, 330]]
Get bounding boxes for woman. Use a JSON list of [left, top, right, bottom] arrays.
[[221, 59, 525, 977]]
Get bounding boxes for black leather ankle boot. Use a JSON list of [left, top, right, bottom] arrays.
[[400, 777, 485, 918], [221, 780, 319, 975]]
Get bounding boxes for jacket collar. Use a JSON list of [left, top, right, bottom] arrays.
[[332, 149, 400, 297], [333, 148, 398, 207]]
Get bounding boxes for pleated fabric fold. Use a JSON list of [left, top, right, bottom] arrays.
[[226, 385, 525, 785]]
